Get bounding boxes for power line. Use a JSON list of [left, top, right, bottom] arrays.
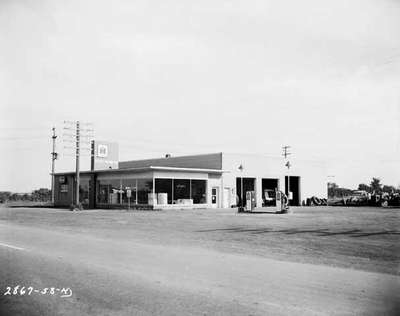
[[0, 136, 48, 141]]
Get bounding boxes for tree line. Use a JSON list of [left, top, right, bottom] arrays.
[[328, 177, 399, 198], [0, 188, 51, 203]]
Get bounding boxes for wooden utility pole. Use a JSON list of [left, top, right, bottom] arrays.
[[75, 121, 80, 206], [282, 146, 291, 205], [63, 121, 94, 209], [51, 127, 57, 204], [238, 163, 244, 211]]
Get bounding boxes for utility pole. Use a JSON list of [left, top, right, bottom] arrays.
[[238, 163, 244, 211], [282, 146, 291, 205], [51, 127, 58, 204], [75, 121, 80, 207], [63, 121, 94, 209]]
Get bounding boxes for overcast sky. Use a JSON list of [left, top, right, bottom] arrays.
[[1, 0, 399, 192]]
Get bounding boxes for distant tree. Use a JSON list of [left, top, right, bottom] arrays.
[[357, 183, 371, 192], [10, 193, 20, 201], [370, 178, 382, 193], [32, 188, 51, 202], [0, 191, 12, 203]]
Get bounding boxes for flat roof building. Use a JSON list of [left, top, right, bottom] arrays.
[[54, 152, 327, 210]]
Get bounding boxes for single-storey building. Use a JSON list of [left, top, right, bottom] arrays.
[[54, 147, 327, 210]]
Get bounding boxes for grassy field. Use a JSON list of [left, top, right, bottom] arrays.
[[1, 205, 399, 275]]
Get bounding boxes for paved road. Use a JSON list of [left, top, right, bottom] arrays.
[[1, 223, 399, 315]]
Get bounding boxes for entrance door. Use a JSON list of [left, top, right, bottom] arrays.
[[211, 187, 219, 208]]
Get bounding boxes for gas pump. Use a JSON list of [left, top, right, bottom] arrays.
[[276, 190, 289, 213], [246, 191, 256, 211], [275, 190, 282, 210]]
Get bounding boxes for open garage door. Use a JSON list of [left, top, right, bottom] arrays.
[[285, 176, 300, 206], [262, 178, 279, 206], [236, 177, 255, 207]]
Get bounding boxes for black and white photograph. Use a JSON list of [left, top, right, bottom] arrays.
[[1, 0, 399, 315]]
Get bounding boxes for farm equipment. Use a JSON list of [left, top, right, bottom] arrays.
[[328, 191, 400, 207]]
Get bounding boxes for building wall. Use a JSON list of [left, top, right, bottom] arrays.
[[54, 174, 92, 207], [153, 171, 208, 180], [54, 153, 326, 209], [222, 153, 327, 207], [119, 153, 222, 170], [54, 174, 74, 207], [289, 159, 327, 200], [96, 170, 153, 181]]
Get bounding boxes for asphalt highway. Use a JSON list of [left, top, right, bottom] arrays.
[[1, 222, 399, 315]]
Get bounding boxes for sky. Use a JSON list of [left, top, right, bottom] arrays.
[[0, 0, 399, 192]]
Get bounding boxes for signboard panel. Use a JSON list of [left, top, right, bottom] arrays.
[[91, 140, 119, 170], [60, 184, 68, 193]]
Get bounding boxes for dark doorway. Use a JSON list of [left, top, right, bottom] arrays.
[[236, 177, 255, 207], [262, 178, 279, 206], [285, 176, 300, 206]]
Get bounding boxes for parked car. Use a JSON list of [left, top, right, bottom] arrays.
[[346, 190, 369, 206]]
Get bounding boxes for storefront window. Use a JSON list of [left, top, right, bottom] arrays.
[[174, 179, 190, 202], [137, 179, 153, 204], [155, 179, 173, 204], [79, 177, 90, 205], [191, 180, 207, 204], [122, 179, 137, 204], [97, 179, 122, 205]]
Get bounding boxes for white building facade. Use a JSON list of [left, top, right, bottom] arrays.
[[54, 152, 327, 209]]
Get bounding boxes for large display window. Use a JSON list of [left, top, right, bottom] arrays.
[[122, 179, 137, 204], [174, 179, 190, 201], [191, 180, 207, 204], [155, 179, 173, 204], [97, 179, 122, 205], [154, 178, 207, 205], [95, 177, 207, 206], [137, 179, 153, 204]]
